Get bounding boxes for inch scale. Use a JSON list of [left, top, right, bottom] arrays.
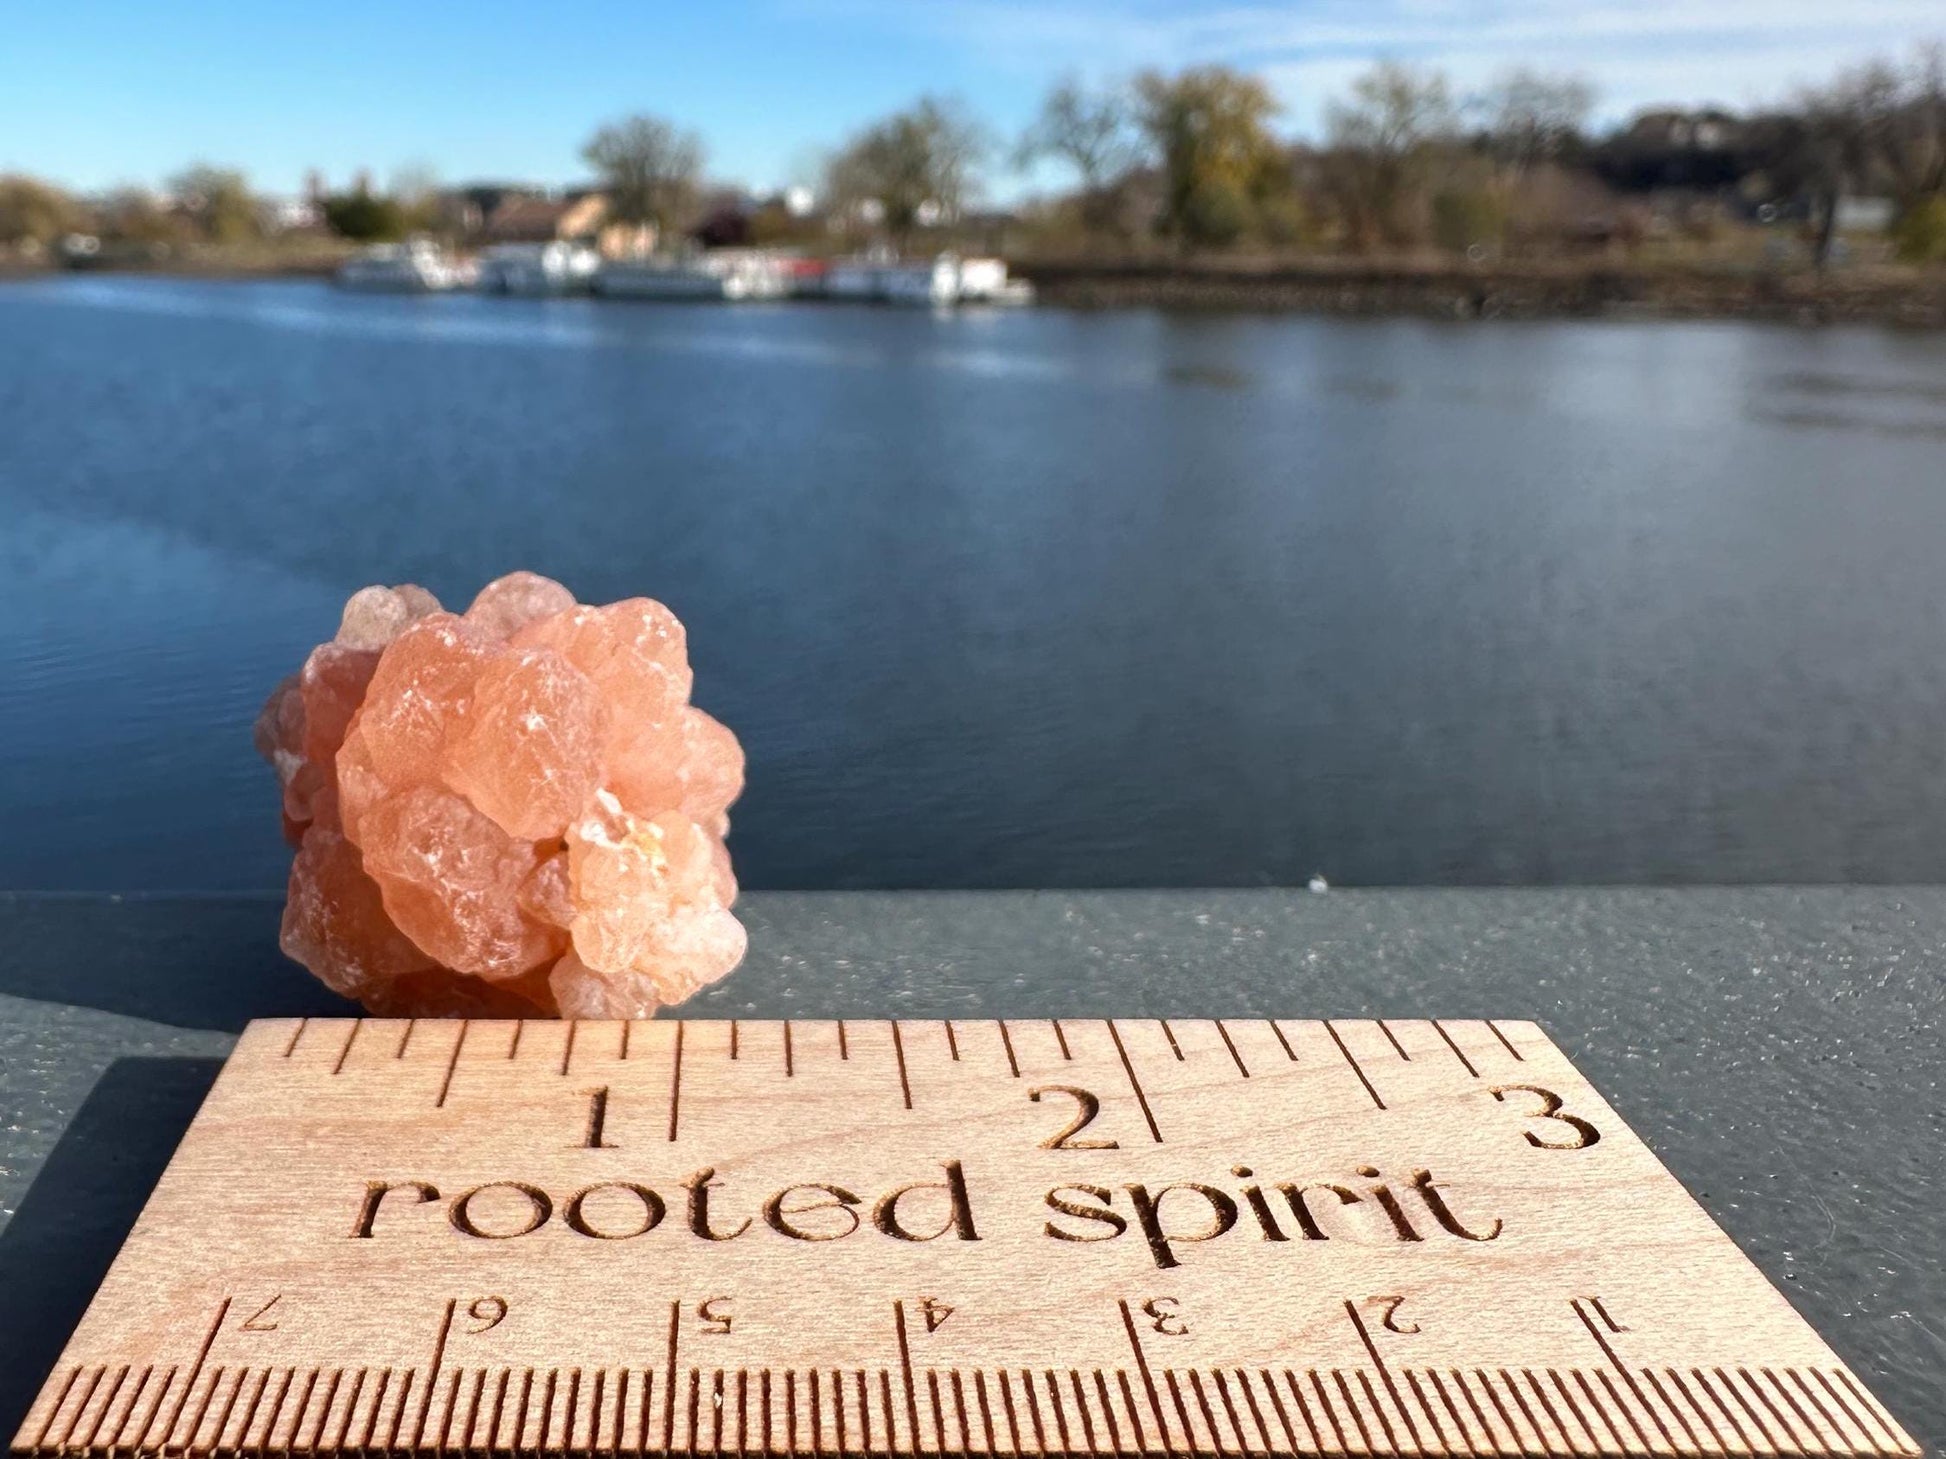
[[13, 1017, 1919, 1458]]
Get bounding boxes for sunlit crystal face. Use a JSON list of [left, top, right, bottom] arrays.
[[256, 574, 746, 1017]]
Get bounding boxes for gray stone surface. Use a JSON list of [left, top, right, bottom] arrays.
[[1, 888, 1941, 1448]]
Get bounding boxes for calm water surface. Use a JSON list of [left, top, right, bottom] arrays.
[[4, 275, 1946, 890]]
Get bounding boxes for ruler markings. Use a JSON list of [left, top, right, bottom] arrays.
[[1486, 1019, 1525, 1062], [1104, 1019, 1163, 1143], [330, 1020, 361, 1076], [1215, 1021, 1250, 1078], [283, 1018, 309, 1058], [668, 1024, 685, 1142], [782, 1021, 793, 1077], [662, 1301, 680, 1455], [1432, 1020, 1479, 1078], [91, 1360, 1933, 1457], [944, 1021, 960, 1062], [1051, 1021, 1072, 1061], [1267, 1020, 1297, 1062], [1807, 1368, 1875, 1449], [836, 1019, 848, 1062], [81, 1364, 130, 1453], [891, 1021, 913, 1110], [156, 1299, 229, 1453], [1117, 1302, 1171, 1457], [562, 1020, 578, 1076], [996, 1021, 1020, 1078], [57, 1365, 104, 1453], [1495, 1367, 1543, 1453], [1790, 1369, 1868, 1455], [1116, 1369, 1146, 1454], [1411, 1367, 1463, 1452], [1837, 1365, 1915, 1452], [1744, 1364, 1804, 1449], [1324, 1021, 1387, 1110], [1565, 1368, 1622, 1452], [1766, 1364, 1830, 1449], [1513, 1370, 1569, 1455], [1376, 1021, 1411, 1061], [398, 1019, 416, 1059], [1421, 1368, 1476, 1457], [997, 1369, 1024, 1456], [1714, 1365, 1780, 1450], [206, 1367, 249, 1455], [1664, 1368, 1727, 1452], [1470, 1366, 1522, 1454], [232, 1366, 273, 1453], [1343, 1299, 1423, 1452], [1639, 1366, 1703, 1453], [1298, 1371, 1340, 1455], [434, 1021, 468, 1108], [1158, 1021, 1184, 1061]]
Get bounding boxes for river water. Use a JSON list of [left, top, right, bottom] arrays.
[[3, 275, 1945, 891]]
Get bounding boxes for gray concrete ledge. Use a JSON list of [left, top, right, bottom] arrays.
[[1, 888, 1941, 1446]]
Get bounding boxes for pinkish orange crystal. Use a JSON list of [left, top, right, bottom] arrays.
[[258, 573, 745, 1017]]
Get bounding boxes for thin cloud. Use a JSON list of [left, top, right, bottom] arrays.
[[807, 0, 1943, 132]]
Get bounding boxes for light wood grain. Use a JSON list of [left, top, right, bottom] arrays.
[[11, 1019, 1919, 1457]]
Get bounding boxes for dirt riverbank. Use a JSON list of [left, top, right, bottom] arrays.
[[1012, 257, 1946, 326]]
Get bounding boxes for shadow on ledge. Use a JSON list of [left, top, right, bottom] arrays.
[[0, 1056, 222, 1439], [0, 895, 353, 1031]]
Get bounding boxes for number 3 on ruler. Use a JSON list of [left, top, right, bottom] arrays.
[[1490, 1085, 1601, 1149]]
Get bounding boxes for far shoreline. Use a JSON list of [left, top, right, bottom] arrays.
[[6, 254, 1945, 328]]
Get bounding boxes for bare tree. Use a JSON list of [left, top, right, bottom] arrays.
[[1478, 68, 1596, 175], [582, 114, 706, 243], [1798, 45, 1946, 267], [1324, 62, 1460, 248], [824, 97, 987, 244], [1017, 76, 1138, 231]]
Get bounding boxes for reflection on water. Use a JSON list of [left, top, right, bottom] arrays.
[[4, 276, 1946, 891]]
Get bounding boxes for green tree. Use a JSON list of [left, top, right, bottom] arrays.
[[1894, 193, 1946, 260], [1324, 62, 1460, 249], [1017, 76, 1137, 233], [0, 174, 82, 245], [168, 164, 260, 243], [1132, 66, 1287, 249], [825, 97, 987, 244], [581, 113, 706, 240], [322, 192, 410, 242]]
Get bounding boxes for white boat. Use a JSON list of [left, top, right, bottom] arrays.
[[336, 239, 466, 292], [822, 252, 1033, 307], [477, 241, 599, 296], [595, 250, 792, 302], [953, 255, 1035, 306]]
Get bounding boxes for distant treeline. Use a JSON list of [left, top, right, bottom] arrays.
[[3, 44, 1943, 269]]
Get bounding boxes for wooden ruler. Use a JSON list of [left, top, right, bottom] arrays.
[[12, 1018, 1919, 1458]]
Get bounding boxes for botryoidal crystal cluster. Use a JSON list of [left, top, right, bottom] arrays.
[[256, 573, 746, 1018]]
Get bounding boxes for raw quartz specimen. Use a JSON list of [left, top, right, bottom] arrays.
[[256, 573, 746, 1018]]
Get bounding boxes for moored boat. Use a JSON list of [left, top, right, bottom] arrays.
[[594, 250, 792, 302], [477, 241, 599, 296], [821, 252, 1033, 307], [337, 239, 467, 292]]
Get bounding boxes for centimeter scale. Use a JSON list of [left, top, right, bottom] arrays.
[[13, 1018, 1920, 1459]]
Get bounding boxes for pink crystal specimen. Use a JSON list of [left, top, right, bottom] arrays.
[[257, 574, 746, 1017]]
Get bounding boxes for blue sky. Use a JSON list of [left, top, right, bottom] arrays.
[[2, 0, 1940, 198]]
